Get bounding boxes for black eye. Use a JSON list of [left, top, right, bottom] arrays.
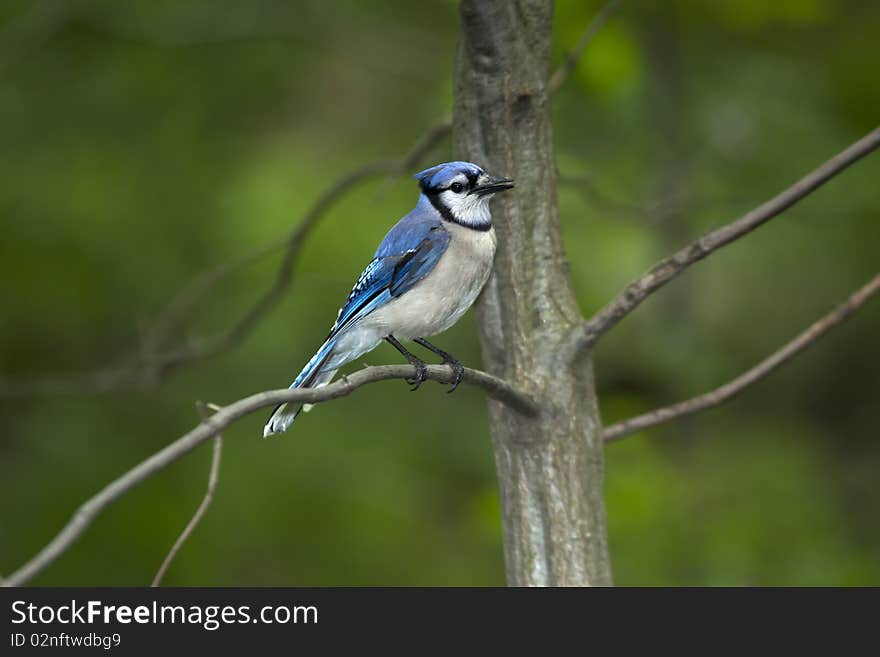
[[450, 182, 464, 193]]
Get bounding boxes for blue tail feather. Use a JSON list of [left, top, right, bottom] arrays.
[[263, 336, 338, 437]]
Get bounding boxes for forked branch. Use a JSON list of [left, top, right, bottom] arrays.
[[151, 402, 224, 587]]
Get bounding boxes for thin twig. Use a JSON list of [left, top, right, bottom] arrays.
[[151, 402, 224, 587], [547, 0, 623, 95], [567, 126, 880, 359], [2, 364, 536, 587], [602, 272, 880, 443]]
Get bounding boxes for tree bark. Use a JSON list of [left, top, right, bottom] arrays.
[[453, 0, 612, 586]]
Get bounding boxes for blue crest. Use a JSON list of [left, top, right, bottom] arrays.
[[413, 161, 485, 191]]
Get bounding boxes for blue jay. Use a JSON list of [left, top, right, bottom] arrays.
[[263, 161, 514, 437]]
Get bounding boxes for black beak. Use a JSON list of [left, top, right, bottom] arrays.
[[470, 176, 515, 197]]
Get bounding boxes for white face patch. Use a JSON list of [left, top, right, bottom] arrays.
[[438, 187, 493, 229]]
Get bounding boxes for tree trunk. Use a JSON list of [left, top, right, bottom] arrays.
[[453, 0, 613, 586]]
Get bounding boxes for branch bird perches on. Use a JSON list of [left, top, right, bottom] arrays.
[[2, 364, 537, 587]]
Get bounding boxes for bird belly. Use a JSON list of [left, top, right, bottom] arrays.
[[362, 224, 496, 341]]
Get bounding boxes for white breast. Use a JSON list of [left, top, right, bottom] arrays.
[[361, 222, 497, 341]]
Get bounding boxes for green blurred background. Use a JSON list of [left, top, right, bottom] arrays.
[[1, 0, 878, 586]]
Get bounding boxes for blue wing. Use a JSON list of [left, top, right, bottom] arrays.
[[329, 217, 450, 339]]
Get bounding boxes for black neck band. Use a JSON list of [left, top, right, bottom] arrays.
[[424, 192, 492, 232]]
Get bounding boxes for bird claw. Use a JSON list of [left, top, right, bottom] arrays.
[[407, 361, 428, 391], [446, 360, 464, 393]]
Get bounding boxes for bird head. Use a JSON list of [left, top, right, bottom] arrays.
[[414, 161, 514, 229]]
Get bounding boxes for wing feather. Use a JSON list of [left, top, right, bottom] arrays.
[[328, 225, 449, 339]]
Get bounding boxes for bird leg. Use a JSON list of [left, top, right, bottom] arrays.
[[385, 335, 428, 391], [414, 337, 464, 393]]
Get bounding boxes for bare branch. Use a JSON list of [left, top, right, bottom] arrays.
[[547, 0, 623, 95], [567, 126, 880, 358], [151, 402, 224, 587], [2, 364, 536, 586], [602, 272, 880, 443]]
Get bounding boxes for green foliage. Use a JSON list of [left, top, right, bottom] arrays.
[[1, 0, 877, 585]]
